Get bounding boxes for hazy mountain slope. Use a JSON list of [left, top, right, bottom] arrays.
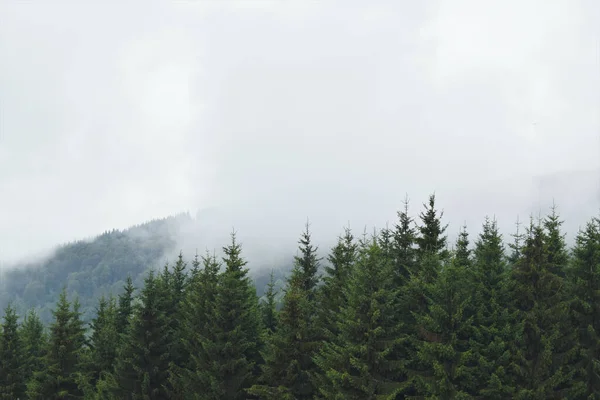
[[0, 212, 290, 323]]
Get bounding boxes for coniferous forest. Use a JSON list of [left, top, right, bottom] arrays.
[[3, 194, 600, 399]]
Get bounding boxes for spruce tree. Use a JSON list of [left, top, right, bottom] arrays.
[[0, 304, 26, 399], [295, 220, 322, 297], [544, 203, 569, 277], [317, 227, 357, 340], [197, 232, 262, 400], [170, 250, 221, 397], [260, 270, 279, 336], [454, 224, 472, 269], [508, 216, 573, 398], [27, 289, 87, 399], [393, 195, 417, 285], [412, 231, 477, 398], [114, 270, 170, 399], [568, 216, 600, 398], [248, 225, 323, 399], [20, 309, 47, 390], [416, 193, 449, 263], [313, 237, 406, 399], [470, 217, 514, 398], [248, 267, 317, 399], [508, 217, 525, 266], [161, 252, 188, 396], [89, 296, 118, 387], [116, 276, 135, 338]]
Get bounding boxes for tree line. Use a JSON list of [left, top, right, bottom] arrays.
[[1, 194, 600, 399]]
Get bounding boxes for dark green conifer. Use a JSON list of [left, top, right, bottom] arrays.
[[412, 231, 477, 398], [89, 296, 118, 387], [260, 270, 279, 335], [20, 309, 47, 388], [295, 220, 322, 297], [0, 304, 26, 399], [416, 194, 449, 262], [248, 267, 317, 399], [454, 224, 472, 269], [393, 195, 417, 285], [27, 289, 87, 399], [509, 215, 574, 398], [317, 227, 357, 339], [569, 216, 600, 398], [169, 251, 222, 397], [114, 271, 170, 399], [116, 276, 135, 337], [313, 237, 406, 399], [470, 217, 514, 398], [197, 232, 262, 400]]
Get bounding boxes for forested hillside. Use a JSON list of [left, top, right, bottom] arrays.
[[0, 213, 288, 323], [1, 193, 600, 398]]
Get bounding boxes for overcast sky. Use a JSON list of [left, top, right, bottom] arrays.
[[0, 0, 599, 263]]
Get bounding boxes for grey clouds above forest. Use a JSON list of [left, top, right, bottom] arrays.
[[0, 0, 599, 262]]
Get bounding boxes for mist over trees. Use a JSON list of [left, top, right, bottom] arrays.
[[0, 194, 600, 398]]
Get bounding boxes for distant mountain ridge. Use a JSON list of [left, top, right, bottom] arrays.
[[0, 214, 187, 322], [0, 211, 289, 323]]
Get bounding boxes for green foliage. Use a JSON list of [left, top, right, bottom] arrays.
[[295, 221, 322, 297], [116, 276, 135, 337], [27, 289, 87, 399], [416, 194, 449, 262], [195, 233, 262, 400], [260, 270, 279, 335], [411, 235, 477, 399], [0, 215, 190, 323], [393, 196, 418, 285], [89, 296, 118, 387], [470, 217, 514, 398], [1, 195, 600, 399], [249, 225, 323, 399], [314, 238, 407, 399], [248, 267, 318, 399], [508, 214, 575, 398], [0, 304, 26, 399], [113, 271, 171, 399], [569, 216, 600, 398], [317, 227, 358, 340]]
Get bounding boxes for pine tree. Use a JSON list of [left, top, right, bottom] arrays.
[[295, 220, 322, 297], [508, 217, 525, 266], [313, 237, 406, 399], [162, 252, 188, 396], [260, 270, 279, 335], [508, 216, 573, 398], [196, 232, 262, 400], [114, 270, 170, 399], [470, 217, 514, 398], [248, 267, 318, 399], [0, 304, 26, 399], [569, 216, 600, 398], [116, 276, 135, 338], [317, 227, 357, 340], [20, 309, 47, 389], [27, 289, 87, 399], [411, 231, 477, 398], [390, 195, 450, 396], [454, 224, 472, 269], [393, 195, 417, 286], [248, 224, 324, 399], [89, 296, 118, 387], [416, 193, 449, 263], [170, 250, 221, 397], [544, 203, 569, 277]]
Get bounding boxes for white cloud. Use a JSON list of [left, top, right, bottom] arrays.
[[0, 0, 598, 262]]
